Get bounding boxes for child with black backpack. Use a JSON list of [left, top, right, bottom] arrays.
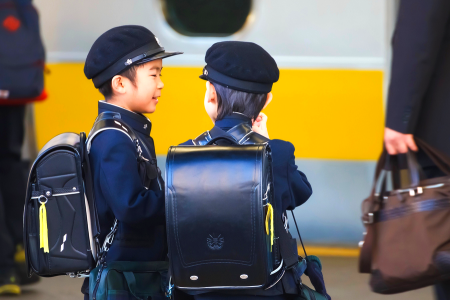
[[169, 42, 330, 300], [81, 25, 182, 299]]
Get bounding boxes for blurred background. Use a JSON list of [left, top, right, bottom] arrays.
[[1, 0, 436, 299], [32, 0, 387, 250]]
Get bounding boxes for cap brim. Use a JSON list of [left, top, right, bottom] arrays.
[[199, 65, 273, 93], [136, 51, 183, 64]]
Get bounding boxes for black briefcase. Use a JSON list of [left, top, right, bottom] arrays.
[[166, 143, 275, 290]]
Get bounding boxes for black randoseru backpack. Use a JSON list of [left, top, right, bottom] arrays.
[[23, 111, 160, 278], [0, 0, 45, 100], [166, 124, 331, 300], [23, 132, 100, 277], [166, 124, 281, 290]]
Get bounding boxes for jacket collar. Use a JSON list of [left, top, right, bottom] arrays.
[[215, 112, 252, 131], [98, 101, 152, 136]]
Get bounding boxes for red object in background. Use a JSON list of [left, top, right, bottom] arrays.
[[0, 90, 48, 106], [3, 15, 21, 32]]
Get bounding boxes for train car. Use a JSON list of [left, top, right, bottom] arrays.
[[33, 0, 392, 252]]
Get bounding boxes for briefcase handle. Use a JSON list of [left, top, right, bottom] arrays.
[[364, 142, 437, 218], [370, 137, 450, 196], [363, 138, 450, 227], [368, 152, 404, 200], [415, 138, 450, 175], [379, 139, 450, 191]]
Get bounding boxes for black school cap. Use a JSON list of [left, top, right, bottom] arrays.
[[200, 41, 279, 94], [85, 25, 182, 88]]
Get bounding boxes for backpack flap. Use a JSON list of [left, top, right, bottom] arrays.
[[166, 144, 274, 290], [24, 133, 96, 276]]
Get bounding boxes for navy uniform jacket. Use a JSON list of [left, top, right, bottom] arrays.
[[180, 113, 313, 300], [82, 101, 166, 297], [90, 101, 166, 262]]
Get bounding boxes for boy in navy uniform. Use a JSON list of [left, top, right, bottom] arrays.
[[180, 42, 325, 299], [81, 25, 182, 299]]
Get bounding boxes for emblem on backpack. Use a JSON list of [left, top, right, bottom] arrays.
[[207, 234, 224, 250]]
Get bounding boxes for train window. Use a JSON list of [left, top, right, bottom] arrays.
[[162, 0, 252, 37]]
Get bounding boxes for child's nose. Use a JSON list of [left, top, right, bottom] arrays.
[[157, 77, 164, 89]]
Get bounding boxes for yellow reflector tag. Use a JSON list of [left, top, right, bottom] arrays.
[[265, 203, 274, 252], [39, 202, 49, 253]]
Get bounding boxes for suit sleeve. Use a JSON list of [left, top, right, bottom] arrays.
[[386, 0, 450, 133], [270, 140, 312, 211], [95, 131, 165, 225]]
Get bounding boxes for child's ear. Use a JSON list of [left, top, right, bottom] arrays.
[[207, 81, 217, 104], [111, 75, 127, 95], [263, 92, 273, 109]]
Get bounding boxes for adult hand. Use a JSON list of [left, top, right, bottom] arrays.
[[384, 127, 418, 155], [252, 112, 270, 139]]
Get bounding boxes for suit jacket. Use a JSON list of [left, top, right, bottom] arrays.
[[386, 0, 450, 160]]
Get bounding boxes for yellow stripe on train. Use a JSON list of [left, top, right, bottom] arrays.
[[34, 63, 384, 160]]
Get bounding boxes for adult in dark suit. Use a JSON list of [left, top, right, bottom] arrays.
[[384, 0, 450, 298]]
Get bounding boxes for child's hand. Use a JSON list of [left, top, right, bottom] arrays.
[[252, 112, 270, 139]]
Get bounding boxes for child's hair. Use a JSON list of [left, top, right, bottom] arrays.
[[212, 83, 268, 121], [98, 64, 142, 99]]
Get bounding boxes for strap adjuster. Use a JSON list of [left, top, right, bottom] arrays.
[[363, 213, 374, 224], [290, 258, 307, 284]]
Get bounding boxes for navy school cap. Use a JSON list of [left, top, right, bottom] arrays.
[[84, 25, 183, 88], [200, 41, 279, 94]]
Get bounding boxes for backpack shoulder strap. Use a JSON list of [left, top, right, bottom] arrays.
[[192, 131, 213, 146], [86, 111, 163, 189], [227, 123, 269, 144], [86, 112, 138, 153], [192, 123, 269, 146]]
